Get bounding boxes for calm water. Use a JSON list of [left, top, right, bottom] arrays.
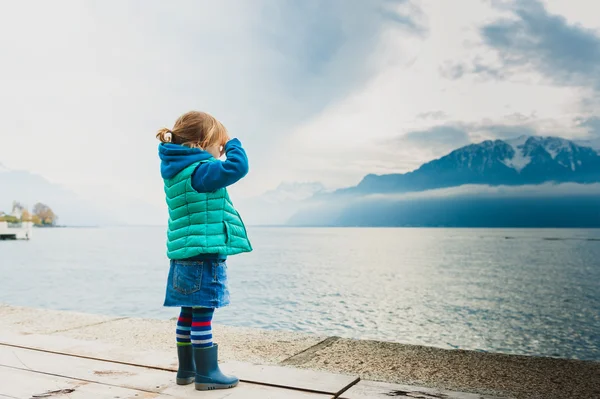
[[1, 227, 599, 361]]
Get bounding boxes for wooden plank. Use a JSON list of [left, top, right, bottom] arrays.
[[215, 383, 332, 398], [0, 332, 358, 395], [221, 361, 359, 395], [0, 364, 330, 399], [0, 331, 177, 371], [0, 345, 332, 399], [0, 366, 167, 399], [147, 380, 331, 399], [151, 382, 330, 399], [0, 344, 176, 393], [340, 380, 508, 399]]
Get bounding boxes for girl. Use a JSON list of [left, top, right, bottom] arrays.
[[156, 111, 252, 391]]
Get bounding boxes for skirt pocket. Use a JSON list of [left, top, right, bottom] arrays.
[[172, 261, 204, 295]]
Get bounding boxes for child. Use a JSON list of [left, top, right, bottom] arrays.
[[156, 111, 252, 391]]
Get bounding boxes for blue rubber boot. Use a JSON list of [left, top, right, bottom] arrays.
[[176, 345, 195, 385], [194, 344, 239, 390]]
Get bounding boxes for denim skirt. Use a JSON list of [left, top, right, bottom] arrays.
[[163, 259, 230, 308]]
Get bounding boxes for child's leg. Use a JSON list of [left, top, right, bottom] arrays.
[[175, 307, 195, 385], [191, 307, 214, 348], [191, 306, 237, 390], [177, 307, 193, 346]]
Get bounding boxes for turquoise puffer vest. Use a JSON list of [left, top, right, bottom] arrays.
[[164, 161, 252, 259]]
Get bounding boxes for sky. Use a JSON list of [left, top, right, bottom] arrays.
[[1, 0, 600, 217]]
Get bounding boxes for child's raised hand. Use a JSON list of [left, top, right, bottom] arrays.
[[220, 135, 231, 156]]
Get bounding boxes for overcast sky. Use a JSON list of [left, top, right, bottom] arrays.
[[1, 0, 600, 212]]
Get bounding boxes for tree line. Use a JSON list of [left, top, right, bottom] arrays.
[[0, 201, 58, 226]]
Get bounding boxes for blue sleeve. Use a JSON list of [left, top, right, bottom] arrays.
[[191, 139, 249, 192]]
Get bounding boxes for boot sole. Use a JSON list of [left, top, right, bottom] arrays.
[[176, 377, 195, 385], [195, 381, 239, 391]]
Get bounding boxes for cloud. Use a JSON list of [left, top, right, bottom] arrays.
[[575, 116, 600, 137], [439, 62, 466, 80], [362, 182, 600, 201], [478, 124, 537, 139], [4, 0, 599, 226], [416, 111, 449, 120], [291, 181, 600, 227], [386, 120, 539, 156], [439, 0, 600, 136], [470, 59, 506, 80], [369, 115, 594, 177], [255, 0, 425, 109], [394, 125, 470, 153], [0, 0, 424, 211], [440, 58, 506, 81], [279, 1, 599, 189], [360, 121, 540, 182], [480, 0, 600, 90]]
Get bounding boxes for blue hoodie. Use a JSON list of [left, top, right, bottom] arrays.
[[158, 138, 249, 193]]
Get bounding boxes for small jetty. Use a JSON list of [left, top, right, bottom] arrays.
[[0, 221, 32, 240], [3, 305, 600, 398]]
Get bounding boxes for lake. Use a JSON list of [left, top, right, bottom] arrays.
[[1, 227, 599, 361]]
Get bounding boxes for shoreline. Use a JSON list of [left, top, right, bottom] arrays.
[[3, 302, 597, 363], [1, 304, 598, 398]]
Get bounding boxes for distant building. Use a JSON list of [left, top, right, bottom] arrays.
[[11, 201, 25, 219]]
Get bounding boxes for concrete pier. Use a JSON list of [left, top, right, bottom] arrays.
[[0, 305, 598, 398], [0, 221, 32, 240]]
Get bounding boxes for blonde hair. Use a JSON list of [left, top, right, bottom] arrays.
[[156, 111, 228, 149]]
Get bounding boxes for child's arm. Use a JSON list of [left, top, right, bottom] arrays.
[[191, 139, 249, 192]]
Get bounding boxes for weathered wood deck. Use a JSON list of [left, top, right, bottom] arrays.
[[0, 334, 499, 399]]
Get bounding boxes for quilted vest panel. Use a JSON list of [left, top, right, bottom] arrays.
[[164, 161, 252, 259]]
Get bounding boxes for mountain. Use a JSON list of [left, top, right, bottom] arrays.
[[338, 136, 600, 196], [576, 137, 600, 152], [288, 136, 600, 227], [0, 164, 119, 226]]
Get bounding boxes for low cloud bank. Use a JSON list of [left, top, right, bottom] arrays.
[[289, 183, 600, 227], [361, 182, 600, 201]]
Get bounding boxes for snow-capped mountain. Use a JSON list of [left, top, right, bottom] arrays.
[[575, 137, 600, 153], [343, 136, 600, 195], [503, 135, 598, 172], [288, 136, 600, 227]]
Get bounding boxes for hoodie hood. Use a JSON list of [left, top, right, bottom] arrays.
[[158, 143, 214, 179]]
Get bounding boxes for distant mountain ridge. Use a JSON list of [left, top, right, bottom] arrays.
[[287, 135, 600, 227], [0, 163, 119, 226], [338, 136, 600, 196]]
